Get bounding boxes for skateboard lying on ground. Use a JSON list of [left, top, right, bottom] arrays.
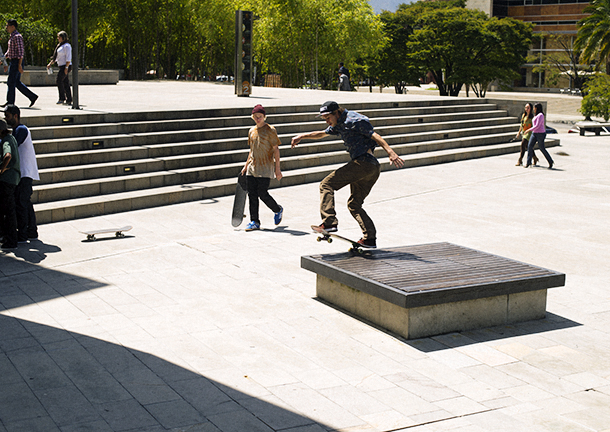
[[81, 226, 132, 241], [311, 225, 373, 254], [231, 174, 248, 227]]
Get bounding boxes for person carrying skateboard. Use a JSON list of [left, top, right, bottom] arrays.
[[291, 101, 404, 248], [241, 104, 284, 231]]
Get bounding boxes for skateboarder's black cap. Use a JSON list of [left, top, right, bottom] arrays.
[[317, 101, 340, 117]]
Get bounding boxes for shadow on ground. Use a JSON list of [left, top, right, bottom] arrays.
[[0, 256, 328, 432], [315, 297, 581, 353]]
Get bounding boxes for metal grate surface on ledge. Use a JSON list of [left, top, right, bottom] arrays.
[[301, 242, 565, 308]]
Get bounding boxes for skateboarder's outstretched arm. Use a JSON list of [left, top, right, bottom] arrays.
[[291, 131, 329, 148], [371, 132, 404, 168]]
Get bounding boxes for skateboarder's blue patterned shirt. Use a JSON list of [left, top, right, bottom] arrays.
[[324, 110, 377, 161]]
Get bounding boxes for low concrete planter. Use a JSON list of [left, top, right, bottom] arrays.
[[21, 68, 119, 86], [302, 243, 565, 339]]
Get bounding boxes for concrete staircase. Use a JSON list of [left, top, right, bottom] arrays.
[[26, 99, 558, 224]]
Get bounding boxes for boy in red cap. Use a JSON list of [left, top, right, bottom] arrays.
[[241, 104, 283, 231]]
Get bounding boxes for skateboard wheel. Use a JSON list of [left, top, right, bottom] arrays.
[[327, 238, 332, 243], [316, 237, 322, 242]]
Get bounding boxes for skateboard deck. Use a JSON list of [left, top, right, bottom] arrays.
[[231, 174, 248, 227], [81, 225, 132, 241], [311, 225, 373, 254]]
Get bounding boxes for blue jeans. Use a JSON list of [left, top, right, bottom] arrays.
[[527, 133, 553, 167], [6, 59, 37, 105]]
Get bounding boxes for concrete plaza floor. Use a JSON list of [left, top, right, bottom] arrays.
[[1, 81, 610, 431]]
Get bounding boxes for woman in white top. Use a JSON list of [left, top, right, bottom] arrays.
[[46, 31, 72, 105]]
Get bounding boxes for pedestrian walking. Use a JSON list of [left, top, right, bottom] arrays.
[[47, 31, 73, 105], [2, 19, 38, 108], [241, 104, 284, 231], [523, 103, 554, 169]]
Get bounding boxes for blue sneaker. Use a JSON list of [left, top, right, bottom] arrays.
[[245, 221, 260, 231], [274, 206, 283, 225]]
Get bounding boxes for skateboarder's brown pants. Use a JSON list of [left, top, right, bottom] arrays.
[[320, 155, 380, 240]]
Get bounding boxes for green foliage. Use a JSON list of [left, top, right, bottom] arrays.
[[372, 6, 421, 93], [244, 0, 383, 88], [580, 73, 610, 121], [1, 0, 383, 83], [0, 12, 57, 66], [371, 1, 532, 97], [575, 0, 610, 72]]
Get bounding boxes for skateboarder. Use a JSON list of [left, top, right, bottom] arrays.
[[241, 104, 283, 231], [291, 101, 404, 248]]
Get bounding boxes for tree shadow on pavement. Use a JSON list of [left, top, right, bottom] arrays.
[[0, 256, 329, 432]]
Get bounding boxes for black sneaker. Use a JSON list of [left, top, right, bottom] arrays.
[[357, 238, 377, 248], [2, 242, 18, 249]]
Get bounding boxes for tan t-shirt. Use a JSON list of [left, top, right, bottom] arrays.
[[246, 124, 280, 178]]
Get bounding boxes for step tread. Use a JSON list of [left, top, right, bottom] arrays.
[[33, 113, 516, 145], [34, 138, 555, 206], [36, 121, 519, 169]]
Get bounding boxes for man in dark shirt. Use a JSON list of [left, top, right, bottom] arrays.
[[2, 19, 38, 108], [0, 118, 20, 249], [291, 101, 404, 247]]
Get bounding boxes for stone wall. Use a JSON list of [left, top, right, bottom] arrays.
[[20, 68, 119, 86]]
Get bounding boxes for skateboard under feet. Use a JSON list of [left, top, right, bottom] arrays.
[[311, 225, 373, 254]]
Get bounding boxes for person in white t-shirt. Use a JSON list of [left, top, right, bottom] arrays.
[[4, 105, 39, 240], [46, 31, 72, 105]]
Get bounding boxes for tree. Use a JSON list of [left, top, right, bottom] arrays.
[[248, 0, 383, 88], [0, 13, 57, 67], [403, 3, 531, 97], [372, 5, 422, 94], [531, 33, 590, 91], [580, 73, 610, 121], [465, 18, 533, 97], [575, 0, 610, 74], [3, 0, 383, 84]]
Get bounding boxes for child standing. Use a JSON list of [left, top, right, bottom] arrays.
[[241, 104, 283, 231]]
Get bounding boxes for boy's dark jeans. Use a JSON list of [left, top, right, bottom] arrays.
[[246, 176, 280, 224], [320, 155, 380, 240]]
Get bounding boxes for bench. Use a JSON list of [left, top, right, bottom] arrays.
[[576, 121, 610, 136], [301, 243, 565, 339]]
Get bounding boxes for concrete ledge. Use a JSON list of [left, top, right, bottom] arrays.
[[302, 243, 565, 339], [21, 69, 119, 86], [575, 121, 610, 136], [317, 275, 548, 339]]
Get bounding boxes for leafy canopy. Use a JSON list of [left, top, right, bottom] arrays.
[[371, 1, 532, 96]]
